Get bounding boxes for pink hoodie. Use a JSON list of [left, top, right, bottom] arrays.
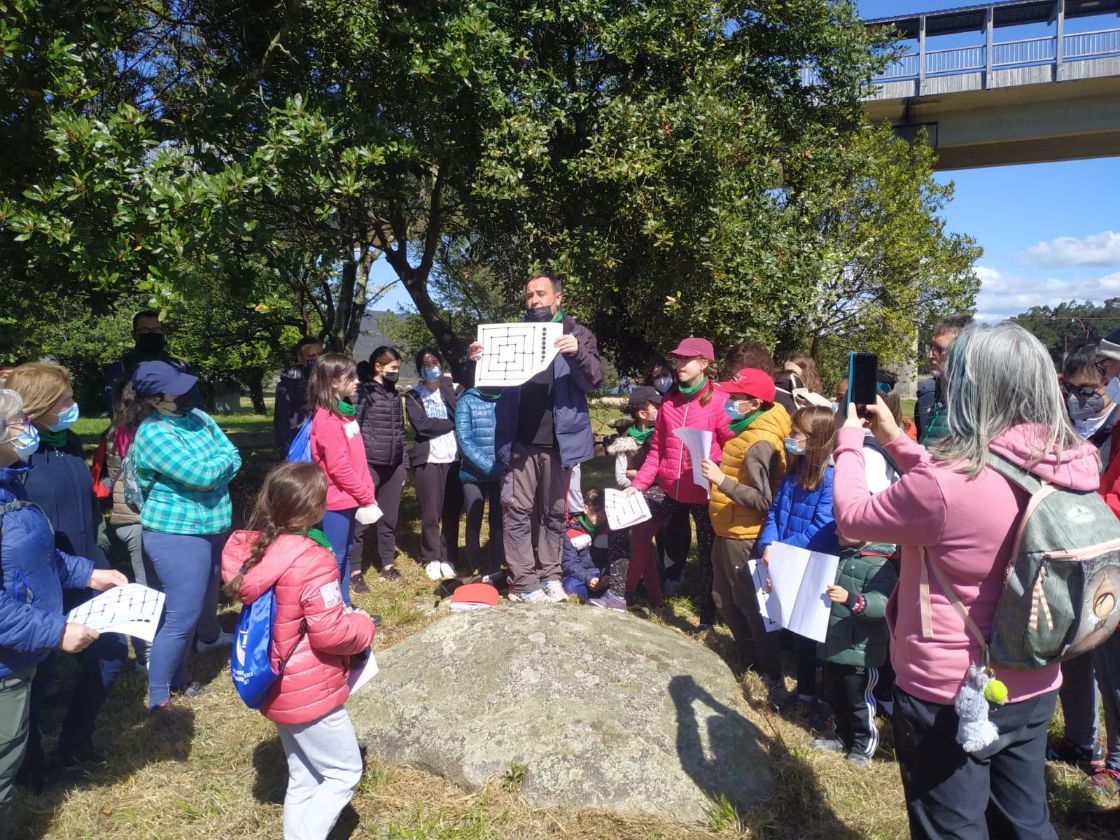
[[833, 424, 1100, 705]]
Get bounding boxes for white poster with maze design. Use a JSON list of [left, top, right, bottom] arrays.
[[474, 322, 563, 387]]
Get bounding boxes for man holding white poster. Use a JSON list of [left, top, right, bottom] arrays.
[[468, 272, 603, 603]]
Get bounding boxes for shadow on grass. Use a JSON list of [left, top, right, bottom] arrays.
[[669, 674, 863, 839]]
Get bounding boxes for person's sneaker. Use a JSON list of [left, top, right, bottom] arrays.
[[589, 591, 627, 610], [508, 589, 550, 604], [812, 737, 846, 754], [194, 630, 232, 654], [1090, 766, 1120, 794], [438, 562, 457, 581], [808, 699, 835, 733], [847, 751, 872, 769], [1047, 735, 1103, 768], [426, 561, 442, 581], [350, 574, 371, 595], [172, 681, 207, 699], [541, 580, 568, 602]]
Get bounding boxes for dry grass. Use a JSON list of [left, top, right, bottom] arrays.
[[17, 455, 1120, 839]]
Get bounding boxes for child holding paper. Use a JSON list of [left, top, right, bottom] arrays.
[[698, 368, 790, 676], [813, 532, 898, 768], [757, 405, 840, 703], [562, 489, 611, 602]]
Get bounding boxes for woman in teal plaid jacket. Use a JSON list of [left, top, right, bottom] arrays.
[[129, 362, 241, 714]]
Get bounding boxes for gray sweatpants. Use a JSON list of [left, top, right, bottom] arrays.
[[501, 443, 568, 593], [275, 706, 364, 840], [0, 669, 33, 840]]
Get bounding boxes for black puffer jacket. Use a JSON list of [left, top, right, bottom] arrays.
[[356, 379, 408, 468]]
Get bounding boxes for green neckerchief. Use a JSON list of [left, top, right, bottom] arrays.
[[38, 427, 68, 449], [336, 398, 357, 416], [477, 389, 501, 402], [306, 527, 332, 549], [627, 424, 654, 445], [577, 514, 598, 534], [551, 308, 565, 323], [728, 409, 765, 435], [678, 375, 708, 400]]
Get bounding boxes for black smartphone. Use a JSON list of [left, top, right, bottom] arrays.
[[847, 351, 879, 409]]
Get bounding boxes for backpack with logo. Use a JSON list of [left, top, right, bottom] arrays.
[[231, 588, 305, 709], [121, 448, 149, 512], [286, 417, 312, 463], [921, 451, 1120, 670]]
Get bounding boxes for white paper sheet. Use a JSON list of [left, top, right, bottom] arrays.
[[66, 583, 166, 642], [757, 543, 840, 643], [474, 322, 563, 387], [603, 488, 652, 530], [748, 559, 781, 633], [347, 653, 379, 696], [671, 427, 714, 497]]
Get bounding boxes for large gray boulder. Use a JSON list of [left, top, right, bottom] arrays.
[[349, 603, 772, 824]]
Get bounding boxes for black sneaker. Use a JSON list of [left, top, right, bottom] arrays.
[[1047, 735, 1104, 769], [380, 567, 402, 581], [171, 681, 206, 699], [350, 574, 371, 595]]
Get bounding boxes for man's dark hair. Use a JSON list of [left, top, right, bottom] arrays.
[[932, 313, 972, 338], [132, 309, 161, 330], [295, 336, 321, 351], [527, 270, 562, 294], [877, 368, 898, 390], [720, 340, 774, 379], [1064, 343, 1102, 382]]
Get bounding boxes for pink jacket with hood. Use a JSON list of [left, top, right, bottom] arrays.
[[310, 406, 377, 511], [221, 531, 375, 726], [631, 381, 734, 505], [832, 424, 1100, 705]]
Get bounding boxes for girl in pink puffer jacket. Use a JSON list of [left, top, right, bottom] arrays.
[[222, 461, 375, 840]]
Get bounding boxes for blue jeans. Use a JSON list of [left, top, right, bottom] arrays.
[[1091, 630, 1120, 771], [322, 508, 356, 607], [143, 530, 226, 709], [1058, 652, 1099, 753]]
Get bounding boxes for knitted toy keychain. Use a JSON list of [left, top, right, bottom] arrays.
[[954, 649, 1009, 753]]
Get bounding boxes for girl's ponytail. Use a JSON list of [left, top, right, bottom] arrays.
[[223, 461, 329, 598]]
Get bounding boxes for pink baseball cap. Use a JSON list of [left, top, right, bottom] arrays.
[[667, 337, 715, 360], [714, 368, 776, 403]]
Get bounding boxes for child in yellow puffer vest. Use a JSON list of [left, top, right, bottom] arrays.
[[700, 368, 790, 677]]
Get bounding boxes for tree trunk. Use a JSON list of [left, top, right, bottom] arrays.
[[242, 367, 267, 414]]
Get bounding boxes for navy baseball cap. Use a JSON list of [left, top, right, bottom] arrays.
[[131, 361, 198, 398]]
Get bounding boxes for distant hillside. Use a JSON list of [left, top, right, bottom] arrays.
[[355, 310, 418, 378]]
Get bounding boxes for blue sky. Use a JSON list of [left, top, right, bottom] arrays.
[[373, 0, 1120, 322]]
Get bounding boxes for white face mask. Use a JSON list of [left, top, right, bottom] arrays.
[[1107, 376, 1120, 406]]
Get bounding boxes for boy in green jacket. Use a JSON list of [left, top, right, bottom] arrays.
[[812, 535, 898, 768]]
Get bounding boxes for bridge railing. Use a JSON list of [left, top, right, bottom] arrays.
[[871, 27, 1120, 83]]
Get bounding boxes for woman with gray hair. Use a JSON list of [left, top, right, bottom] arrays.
[[832, 322, 1099, 838], [0, 389, 124, 831]]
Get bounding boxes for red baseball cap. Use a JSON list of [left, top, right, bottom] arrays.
[[667, 337, 715, 360], [714, 368, 776, 403]]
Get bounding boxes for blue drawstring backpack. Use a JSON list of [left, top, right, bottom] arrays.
[[231, 589, 304, 709], [286, 417, 312, 462]]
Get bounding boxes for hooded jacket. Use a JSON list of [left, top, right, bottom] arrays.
[[310, 406, 376, 511], [709, 403, 791, 539], [455, 388, 501, 484], [630, 382, 735, 505], [221, 531, 375, 726], [756, 465, 839, 556], [832, 424, 1100, 705], [0, 464, 94, 679], [495, 313, 604, 469]]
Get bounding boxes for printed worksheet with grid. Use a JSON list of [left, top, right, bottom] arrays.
[[67, 583, 166, 642], [474, 322, 563, 387]]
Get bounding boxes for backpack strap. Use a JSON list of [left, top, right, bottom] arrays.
[[919, 546, 989, 659], [985, 452, 1058, 576]]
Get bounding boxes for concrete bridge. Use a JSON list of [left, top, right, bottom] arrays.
[[862, 0, 1120, 169]]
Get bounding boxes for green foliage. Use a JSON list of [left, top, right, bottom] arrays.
[[704, 792, 744, 833], [1011, 300, 1120, 369]]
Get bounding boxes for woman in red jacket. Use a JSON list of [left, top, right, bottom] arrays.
[[308, 354, 377, 606], [222, 462, 375, 840]]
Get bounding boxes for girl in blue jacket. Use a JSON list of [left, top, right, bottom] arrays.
[[758, 405, 839, 704], [455, 386, 504, 575], [0, 389, 125, 825]]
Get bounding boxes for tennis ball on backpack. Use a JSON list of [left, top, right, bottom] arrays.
[[984, 678, 1008, 706]]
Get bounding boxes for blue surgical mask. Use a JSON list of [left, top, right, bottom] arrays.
[[784, 436, 806, 456], [653, 375, 673, 395], [47, 402, 80, 432], [12, 423, 40, 461], [724, 398, 747, 421], [421, 366, 442, 383]]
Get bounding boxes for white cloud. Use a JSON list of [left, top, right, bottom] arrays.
[[973, 265, 1120, 322], [1022, 231, 1120, 269]]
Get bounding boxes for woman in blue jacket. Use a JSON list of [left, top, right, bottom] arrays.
[[0, 389, 124, 830], [454, 386, 504, 575], [757, 405, 840, 704], [5, 363, 130, 776]]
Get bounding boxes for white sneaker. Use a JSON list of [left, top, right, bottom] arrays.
[[425, 561, 442, 581], [541, 580, 568, 602], [438, 562, 457, 581], [589, 591, 627, 610], [508, 589, 550, 604], [194, 629, 233, 654]]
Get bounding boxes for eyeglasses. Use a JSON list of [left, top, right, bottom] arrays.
[[1096, 360, 1111, 378], [1065, 383, 1101, 400], [927, 343, 949, 357]]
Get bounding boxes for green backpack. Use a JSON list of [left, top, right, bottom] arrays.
[[922, 452, 1120, 670]]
